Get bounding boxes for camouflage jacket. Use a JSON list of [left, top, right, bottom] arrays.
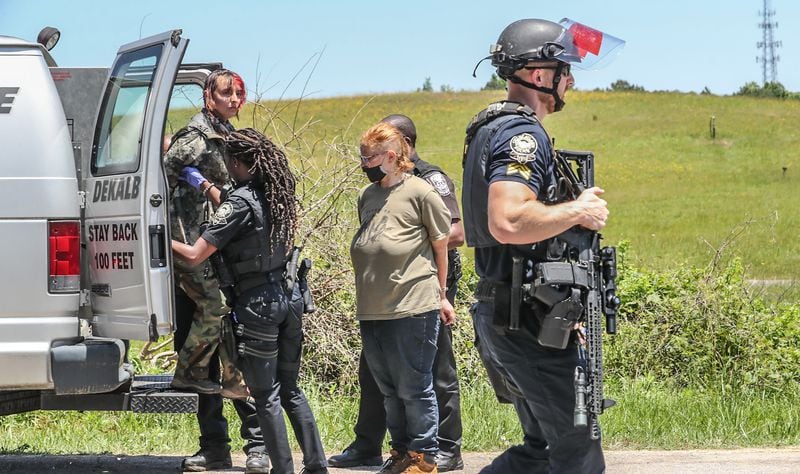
[[164, 111, 232, 247]]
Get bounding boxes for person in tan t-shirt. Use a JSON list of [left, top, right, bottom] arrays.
[[350, 122, 455, 473]]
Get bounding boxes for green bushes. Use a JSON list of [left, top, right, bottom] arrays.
[[299, 240, 800, 398], [734, 81, 800, 99], [606, 244, 800, 393]]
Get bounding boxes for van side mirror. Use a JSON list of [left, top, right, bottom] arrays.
[[37, 27, 61, 51]]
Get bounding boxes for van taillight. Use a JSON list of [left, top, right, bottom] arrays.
[[49, 220, 80, 293]]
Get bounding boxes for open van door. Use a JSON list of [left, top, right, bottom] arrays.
[[85, 30, 188, 341]]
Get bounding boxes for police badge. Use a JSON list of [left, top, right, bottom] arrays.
[[210, 201, 234, 225], [509, 133, 538, 164], [427, 172, 451, 197]]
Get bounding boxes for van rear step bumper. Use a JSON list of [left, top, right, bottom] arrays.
[[0, 375, 198, 415]]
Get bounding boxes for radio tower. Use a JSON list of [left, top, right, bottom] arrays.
[[756, 0, 781, 85]]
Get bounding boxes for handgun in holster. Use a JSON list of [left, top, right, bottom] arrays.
[[220, 313, 238, 363], [297, 258, 316, 314], [284, 246, 301, 293]]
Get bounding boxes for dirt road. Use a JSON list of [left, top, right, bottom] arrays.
[[0, 448, 798, 473]]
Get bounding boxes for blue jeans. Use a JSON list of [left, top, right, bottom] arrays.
[[472, 302, 605, 474], [360, 310, 440, 455]]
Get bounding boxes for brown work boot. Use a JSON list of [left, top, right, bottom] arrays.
[[171, 374, 221, 394], [378, 450, 412, 474], [402, 451, 438, 473], [172, 367, 221, 394]]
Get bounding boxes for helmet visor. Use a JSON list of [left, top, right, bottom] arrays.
[[556, 18, 625, 70]]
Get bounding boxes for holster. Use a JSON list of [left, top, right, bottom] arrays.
[[220, 313, 238, 363], [536, 287, 583, 349], [297, 258, 316, 314]]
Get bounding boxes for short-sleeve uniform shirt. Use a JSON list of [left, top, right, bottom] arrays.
[[476, 117, 558, 282], [200, 189, 258, 251], [412, 154, 461, 223]]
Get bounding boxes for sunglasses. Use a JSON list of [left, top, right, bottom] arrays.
[[524, 63, 572, 76], [359, 150, 389, 163]]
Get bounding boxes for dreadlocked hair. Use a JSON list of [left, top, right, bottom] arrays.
[[224, 128, 297, 251]]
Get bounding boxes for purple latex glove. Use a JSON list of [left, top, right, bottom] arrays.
[[179, 166, 207, 189]]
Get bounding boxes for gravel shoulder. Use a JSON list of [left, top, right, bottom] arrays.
[[1, 448, 799, 473]]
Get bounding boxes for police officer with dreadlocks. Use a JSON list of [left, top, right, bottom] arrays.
[[462, 19, 624, 473], [172, 128, 328, 474], [164, 68, 267, 473]]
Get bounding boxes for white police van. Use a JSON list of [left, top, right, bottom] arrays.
[[0, 28, 217, 414]]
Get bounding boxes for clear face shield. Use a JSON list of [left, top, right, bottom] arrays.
[[554, 18, 625, 70]]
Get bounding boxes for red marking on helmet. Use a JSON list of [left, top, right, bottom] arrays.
[[569, 23, 603, 57]]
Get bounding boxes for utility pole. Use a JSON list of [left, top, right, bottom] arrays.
[[756, 0, 781, 85]]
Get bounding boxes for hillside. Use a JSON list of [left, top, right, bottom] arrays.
[[237, 90, 800, 279]]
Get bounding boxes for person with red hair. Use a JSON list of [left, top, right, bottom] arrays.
[[350, 121, 455, 473]]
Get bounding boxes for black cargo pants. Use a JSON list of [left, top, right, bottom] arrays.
[[471, 301, 605, 474], [233, 282, 326, 474]]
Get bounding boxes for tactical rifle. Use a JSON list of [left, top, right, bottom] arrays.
[[550, 150, 620, 440]]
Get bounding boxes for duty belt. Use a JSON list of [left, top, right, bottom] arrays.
[[232, 268, 285, 297], [474, 279, 497, 302]]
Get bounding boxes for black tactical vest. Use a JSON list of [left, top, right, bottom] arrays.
[[462, 101, 538, 248], [218, 184, 288, 287]]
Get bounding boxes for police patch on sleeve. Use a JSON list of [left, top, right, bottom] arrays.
[[210, 202, 234, 225], [509, 133, 538, 164], [426, 172, 451, 197]]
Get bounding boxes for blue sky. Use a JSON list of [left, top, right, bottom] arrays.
[[2, 0, 798, 99]]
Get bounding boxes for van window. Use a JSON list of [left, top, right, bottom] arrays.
[[91, 44, 163, 176], [163, 84, 203, 153]]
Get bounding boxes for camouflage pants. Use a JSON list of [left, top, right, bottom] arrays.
[[175, 266, 246, 391]]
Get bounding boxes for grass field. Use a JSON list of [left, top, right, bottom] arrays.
[[242, 89, 800, 280], [2, 378, 797, 455], [4, 89, 797, 456]]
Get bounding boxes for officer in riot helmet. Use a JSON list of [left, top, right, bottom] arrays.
[[462, 18, 624, 473], [172, 128, 328, 474]]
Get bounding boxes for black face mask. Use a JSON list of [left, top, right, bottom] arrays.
[[362, 163, 387, 183]]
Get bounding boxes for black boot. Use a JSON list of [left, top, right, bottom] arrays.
[[327, 447, 383, 468], [181, 448, 232, 472], [436, 450, 465, 472], [245, 450, 270, 474]]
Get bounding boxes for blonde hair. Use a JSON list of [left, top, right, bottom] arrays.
[[360, 122, 414, 173]]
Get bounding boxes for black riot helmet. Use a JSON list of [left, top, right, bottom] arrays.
[[490, 19, 573, 79], [474, 18, 625, 111]]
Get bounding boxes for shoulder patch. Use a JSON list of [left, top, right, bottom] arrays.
[[426, 172, 451, 197], [509, 133, 538, 164], [210, 202, 234, 226]]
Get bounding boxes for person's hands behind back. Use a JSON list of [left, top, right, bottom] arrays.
[[440, 298, 456, 326]]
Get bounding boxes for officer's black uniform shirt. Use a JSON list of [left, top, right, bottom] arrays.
[[411, 153, 461, 224], [476, 117, 557, 282], [201, 181, 261, 250]]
